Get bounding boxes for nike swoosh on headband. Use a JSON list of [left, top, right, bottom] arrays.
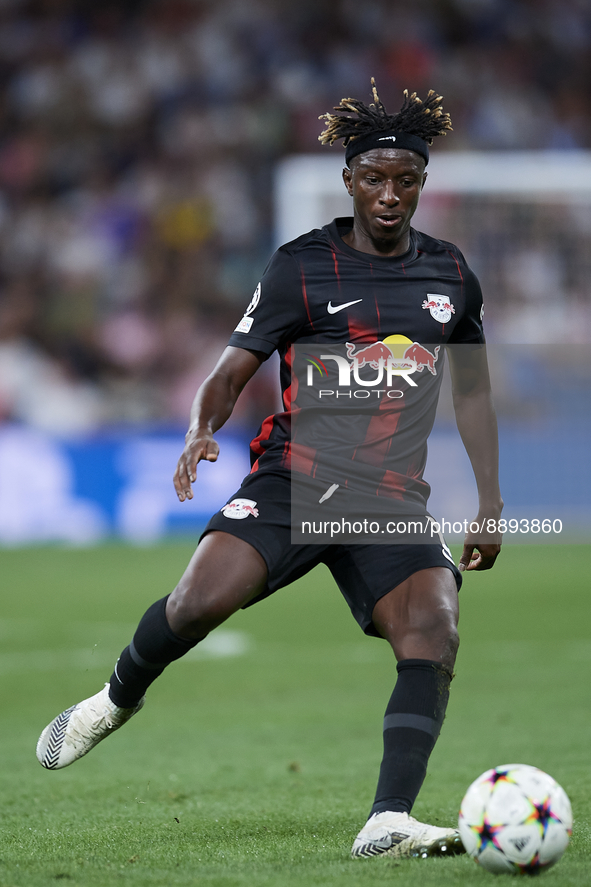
[[327, 300, 363, 314]]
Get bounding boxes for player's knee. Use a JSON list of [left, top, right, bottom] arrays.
[[166, 583, 230, 638], [435, 601, 458, 635], [443, 622, 460, 664], [432, 610, 459, 667], [414, 609, 459, 667]]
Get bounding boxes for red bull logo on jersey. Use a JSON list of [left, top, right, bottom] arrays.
[[221, 498, 259, 520], [345, 341, 395, 369], [303, 335, 440, 397], [422, 294, 455, 324], [345, 339, 440, 378]]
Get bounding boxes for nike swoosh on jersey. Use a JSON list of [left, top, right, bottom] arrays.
[[327, 299, 363, 314]]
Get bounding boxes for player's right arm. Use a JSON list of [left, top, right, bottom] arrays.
[[175, 247, 305, 501], [174, 345, 264, 502]]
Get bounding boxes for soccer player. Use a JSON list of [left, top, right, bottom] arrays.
[[37, 81, 502, 861]]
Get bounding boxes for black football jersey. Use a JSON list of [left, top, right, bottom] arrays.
[[227, 218, 485, 513]]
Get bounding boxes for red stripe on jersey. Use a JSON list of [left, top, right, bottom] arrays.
[[331, 249, 341, 291], [370, 263, 381, 332], [353, 397, 402, 467], [401, 261, 406, 276], [300, 264, 315, 329], [284, 442, 318, 476], [447, 250, 464, 284], [347, 317, 378, 342], [345, 264, 380, 341], [377, 470, 406, 500], [250, 413, 275, 458], [254, 346, 300, 472], [405, 453, 424, 480], [348, 324, 375, 341], [282, 345, 298, 412]]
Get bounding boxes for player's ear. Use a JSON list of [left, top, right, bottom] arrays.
[[342, 166, 353, 195], [421, 171, 428, 190]]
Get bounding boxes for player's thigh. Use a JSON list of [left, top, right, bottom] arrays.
[[166, 530, 268, 636], [325, 542, 461, 639], [372, 567, 459, 663]]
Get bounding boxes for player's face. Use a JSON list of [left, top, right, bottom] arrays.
[[342, 150, 427, 257]]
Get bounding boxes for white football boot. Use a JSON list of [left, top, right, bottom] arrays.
[[351, 811, 465, 859], [36, 683, 144, 770]]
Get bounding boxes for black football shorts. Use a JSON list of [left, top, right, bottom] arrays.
[[202, 470, 462, 638]]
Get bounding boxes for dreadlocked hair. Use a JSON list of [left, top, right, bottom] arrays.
[[319, 78, 452, 147]]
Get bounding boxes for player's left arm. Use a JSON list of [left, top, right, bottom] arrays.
[[448, 344, 503, 572]]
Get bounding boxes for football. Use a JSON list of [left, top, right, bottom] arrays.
[[458, 764, 572, 874]]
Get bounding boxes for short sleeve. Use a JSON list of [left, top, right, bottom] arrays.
[[448, 254, 485, 345], [227, 248, 307, 358]]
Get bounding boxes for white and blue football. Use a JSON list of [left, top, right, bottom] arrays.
[[459, 764, 572, 874]]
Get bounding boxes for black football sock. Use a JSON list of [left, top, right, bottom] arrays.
[[108, 596, 199, 708], [369, 658, 452, 817]]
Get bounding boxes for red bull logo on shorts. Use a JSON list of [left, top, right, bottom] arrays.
[[221, 498, 260, 520]]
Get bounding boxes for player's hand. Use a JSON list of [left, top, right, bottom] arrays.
[[459, 542, 501, 572], [174, 429, 219, 502], [459, 511, 502, 572]]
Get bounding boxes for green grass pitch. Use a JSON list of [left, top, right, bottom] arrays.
[[0, 542, 589, 886]]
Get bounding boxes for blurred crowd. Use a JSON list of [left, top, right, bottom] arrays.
[[0, 0, 590, 433], [418, 194, 591, 346]]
